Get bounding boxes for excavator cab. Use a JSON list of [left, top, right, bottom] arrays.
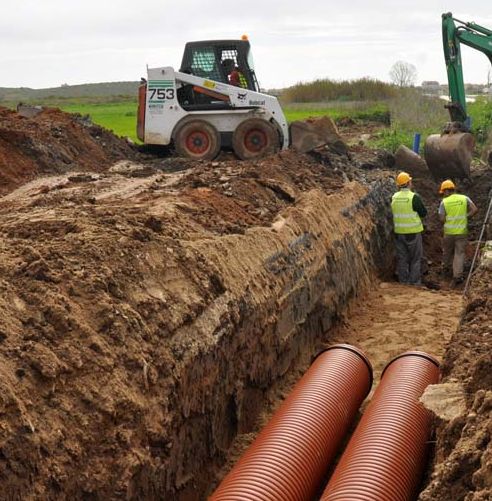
[[179, 39, 259, 92]]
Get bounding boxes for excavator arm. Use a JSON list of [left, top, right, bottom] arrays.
[[442, 12, 492, 125], [424, 13, 492, 179]]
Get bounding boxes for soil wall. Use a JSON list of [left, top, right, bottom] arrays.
[[419, 266, 492, 501], [127, 180, 395, 499]]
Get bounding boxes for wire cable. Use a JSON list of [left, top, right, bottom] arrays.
[[463, 188, 492, 296]]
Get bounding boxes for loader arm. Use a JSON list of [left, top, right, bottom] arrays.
[[174, 69, 289, 149], [442, 12, 492, 125]]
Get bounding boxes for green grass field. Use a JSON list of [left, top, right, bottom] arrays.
[[56, 100, 389, 143], [59, 101, 138, 141]]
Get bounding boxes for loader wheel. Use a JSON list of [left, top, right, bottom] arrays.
[[232, 119, 279, 160], [174, 120, 220, 160]]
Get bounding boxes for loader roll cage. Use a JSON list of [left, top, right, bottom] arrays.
[[180, 39, 260, 92]]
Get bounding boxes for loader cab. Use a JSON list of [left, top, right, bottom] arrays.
[[180, 39, 259, 92]]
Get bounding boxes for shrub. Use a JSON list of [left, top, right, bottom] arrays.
[[469, 97, 492, 145], [388, 88, 448, 131], [281, 77, 397, 103], [372, 128, 413, 153]]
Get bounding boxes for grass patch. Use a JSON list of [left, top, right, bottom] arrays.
[[59, 101, 138, 141], [371, 128, 413, 152]]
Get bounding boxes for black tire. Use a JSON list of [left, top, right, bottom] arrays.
[[232, 118, 280, 160], [174, 120, 221, 160]]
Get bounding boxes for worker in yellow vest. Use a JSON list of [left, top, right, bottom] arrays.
[[438, 179, 478, 285], [391, 172, 427, 285]]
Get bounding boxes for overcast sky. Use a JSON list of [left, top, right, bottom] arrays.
[[1, 0, 491, 90]]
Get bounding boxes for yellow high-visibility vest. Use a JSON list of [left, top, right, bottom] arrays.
[[391, 190, 424, 234], [443, 194, 468, 235], [239, 72, 247, 88]]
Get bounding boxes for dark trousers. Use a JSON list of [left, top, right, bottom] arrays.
[[395, 233, 423, 285]]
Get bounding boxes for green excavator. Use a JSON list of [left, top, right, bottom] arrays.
[[424, 12, 492, 179]]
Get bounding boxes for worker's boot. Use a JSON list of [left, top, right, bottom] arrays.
[[451, 276, 464, 288]]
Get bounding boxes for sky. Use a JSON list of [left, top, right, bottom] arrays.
[[1, 0, 492, 90]]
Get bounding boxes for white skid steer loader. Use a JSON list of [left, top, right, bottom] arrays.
[[137, 38, 289, 160]]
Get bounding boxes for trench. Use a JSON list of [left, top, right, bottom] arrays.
[[121, 179, 393, 499], [127, 168, 480, 499], [207, 283, 463, 501]]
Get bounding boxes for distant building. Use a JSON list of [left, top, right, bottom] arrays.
[[465, 83, 485, 94], [421, 81, 441, 94]]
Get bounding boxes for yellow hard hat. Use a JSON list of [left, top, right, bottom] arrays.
[[396, 172, 412, 186], [439, 179, 456, 194]]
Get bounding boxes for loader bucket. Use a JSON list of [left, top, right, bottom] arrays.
[[424, 132, 474, 179], [289, 116, 347, 154]]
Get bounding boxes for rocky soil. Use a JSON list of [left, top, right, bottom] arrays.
[[419, 265, 492, 501]]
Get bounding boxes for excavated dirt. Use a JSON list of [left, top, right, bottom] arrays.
[[0, 106, 136, 195], [0, 108, 397, 500], [0, 106, 490, 500]]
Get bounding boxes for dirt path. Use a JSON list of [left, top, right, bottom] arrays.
[[332, 282, 464, 385]]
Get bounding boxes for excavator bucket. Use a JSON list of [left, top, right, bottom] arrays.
[[289, 116, 347, 154], [424, 132, 475, 179]]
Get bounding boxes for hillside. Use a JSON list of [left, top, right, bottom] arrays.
[[0, 81, 139, 103]]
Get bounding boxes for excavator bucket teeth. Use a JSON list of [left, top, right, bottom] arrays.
[[424, 132, 475, 179], [290, 116, 347, 154]]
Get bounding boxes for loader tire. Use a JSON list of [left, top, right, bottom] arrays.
[[232, 119, 279, 160], [174, 120, 220, 160]]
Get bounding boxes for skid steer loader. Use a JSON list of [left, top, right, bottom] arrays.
[[137, 38, 289, 160]]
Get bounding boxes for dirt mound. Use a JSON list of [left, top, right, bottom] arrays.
[[0, 106, 136, 195]]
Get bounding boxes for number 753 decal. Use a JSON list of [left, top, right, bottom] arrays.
[[148, 88, 175, 100]]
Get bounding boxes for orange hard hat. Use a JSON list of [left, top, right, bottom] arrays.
[[396, 172, 412, 186], [439, 179, 456, 194]]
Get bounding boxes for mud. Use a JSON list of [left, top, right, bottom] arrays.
[[0, 107, 490, 500]]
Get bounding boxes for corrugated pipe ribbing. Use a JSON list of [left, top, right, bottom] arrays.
[[321, 351, 440, 501], [209, 344, 373, 501]]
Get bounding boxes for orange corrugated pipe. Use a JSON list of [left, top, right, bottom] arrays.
[[209, 344, 373, 501], [321, 351, 440, 501]]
